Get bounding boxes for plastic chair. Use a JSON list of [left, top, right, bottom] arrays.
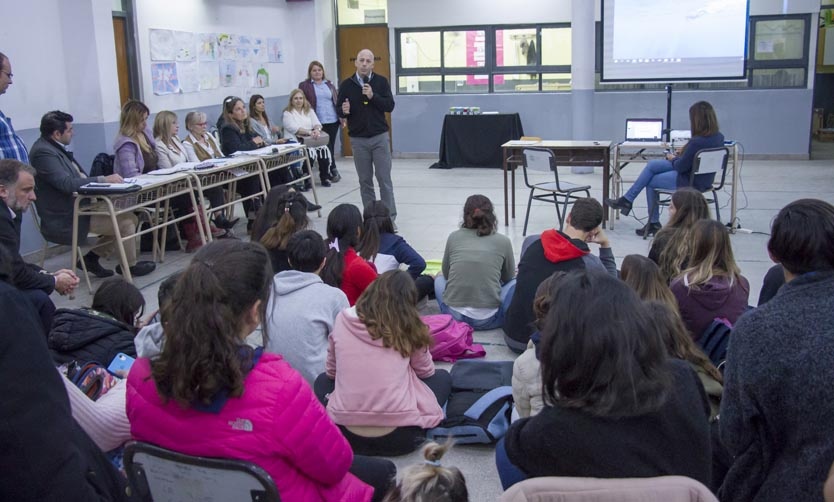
[[653, 146, 729, 235], [521, 148, 591, 235], [500, 475, 718, 502], [124, 441, 281, 502]]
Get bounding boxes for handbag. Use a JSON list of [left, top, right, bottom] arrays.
[[298, 131, 329, 148]]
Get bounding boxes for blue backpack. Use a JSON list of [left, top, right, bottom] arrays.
[[426, 360, 514, 445], [698, 318, 733, 373]]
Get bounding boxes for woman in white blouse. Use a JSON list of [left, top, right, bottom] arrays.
[[153, 111, 188, 169], [282, 89, 331, 187]]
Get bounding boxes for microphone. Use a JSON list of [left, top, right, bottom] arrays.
[[362, 75, 369, 105]]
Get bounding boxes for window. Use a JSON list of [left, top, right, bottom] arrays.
[[336, 0, 387, 26], [396, 24, 571, 94]]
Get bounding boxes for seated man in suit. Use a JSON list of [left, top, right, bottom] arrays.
[[29, 110, 154, 278], [0, 159, 77, 333]]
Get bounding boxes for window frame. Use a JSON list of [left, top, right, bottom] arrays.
[[395, 23, 572, 95]]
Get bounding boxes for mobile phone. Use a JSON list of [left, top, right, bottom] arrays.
[[107, 353, 135, 376]]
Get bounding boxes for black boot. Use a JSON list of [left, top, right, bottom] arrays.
[[329, 167, 341, 183], [635, 222, 662, 237], [213, 214, 240, 230], [320, 177, 332, 187], [78, 251, 114, 278], [605, 196, 633, 216]]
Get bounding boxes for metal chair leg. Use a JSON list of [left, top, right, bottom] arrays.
[[523, 189, 535, 236], [559, 196, 569, 231], [713, 190, 721, 223]]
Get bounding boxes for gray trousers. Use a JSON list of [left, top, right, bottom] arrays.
[[350, 132, 397, 219]]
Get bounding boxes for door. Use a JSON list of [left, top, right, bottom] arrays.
[[113, 16, 132, 106], [337, 25, 391, 157]]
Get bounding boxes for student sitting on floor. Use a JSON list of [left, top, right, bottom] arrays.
[[358, 200, 434, 302], [250, 186, 311, 273], [435, 194, 516, 331], [382, 441, 468, 502], [512, 271, 566, 420], [321, 203, 378, 305], [127, 240, 393, 501], [504, 197, 616, 353], [647, 188, 710, 283], [315, 270, 452, 456], [497, 270, 711, 490], [265, 230, 349, 384], [49, 277, 144, 366]]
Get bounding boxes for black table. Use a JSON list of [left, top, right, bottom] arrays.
[[431, 113, 525, 169]]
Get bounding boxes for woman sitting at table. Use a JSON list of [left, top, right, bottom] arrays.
[[152, 110, 187, 169], [181, 110, 254, 231], [607, 101, 725, 237], [283, 89, 330, 188], [299, 60, 342, 183], [113, 100, 157, 177], [249, 94, 288, 146]]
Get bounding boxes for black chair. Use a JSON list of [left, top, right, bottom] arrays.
[[653, 146, 729, 236], [124, 441, 281, 502], [521, 148, 591, 235]]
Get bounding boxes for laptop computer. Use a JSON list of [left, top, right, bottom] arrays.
[[625, 118, 664, 142]]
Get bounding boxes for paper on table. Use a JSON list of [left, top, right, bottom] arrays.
[[231, 144, 297, 157], [505, 140, 541, 146], [146, 162, 200, 175], [122, 178, 155, 187]]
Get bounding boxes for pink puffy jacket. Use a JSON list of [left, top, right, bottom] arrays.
[[127, 353, 372, 502]]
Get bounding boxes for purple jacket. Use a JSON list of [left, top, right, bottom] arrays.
[[113, 127, 156, 177], [671, 274, 750, 341], [127, 353, 372, 501]]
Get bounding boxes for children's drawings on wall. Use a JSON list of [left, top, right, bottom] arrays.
[[149, 28, 277, 93], [151, 62, 179, 95], [268, 38, 283, 63], [198, 33, 218, 61], [149, 29, 175, 61]]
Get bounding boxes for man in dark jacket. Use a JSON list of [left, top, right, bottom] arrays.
[[0, 159, 78, 333], [719, 199, 834, 502], [29, 110, 154, 278], [0, 270, 134, 501], [503, 198, 617, 352], [337, 49, 397, 220]]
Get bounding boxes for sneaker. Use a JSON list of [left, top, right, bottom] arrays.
[[78, 253, 114, 278], [605, 196, 633, 216], [115, 260, 156, 277], [329, 168, 342, 183]]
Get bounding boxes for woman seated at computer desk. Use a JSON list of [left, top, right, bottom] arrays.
[[607, 101, 724, 237]]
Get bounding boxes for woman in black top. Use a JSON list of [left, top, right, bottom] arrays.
[[496, 270, 712, 489]]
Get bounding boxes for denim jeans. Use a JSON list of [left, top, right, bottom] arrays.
[[495, 437, 528, 490], [434, 275, 516, 331], [624, 159, 678, 223]]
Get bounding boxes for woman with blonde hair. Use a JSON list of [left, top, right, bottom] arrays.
[[113, 100, 157, 177], [670, 219, 749, 341], [152, 111, 187, 169], [620, 254, 680, 312], [299, 60, 342, 183], [382, 442, 468, 502], [315, 270, 452, 456], [649, 188, 711, 281], [283, 88, 331, 187]]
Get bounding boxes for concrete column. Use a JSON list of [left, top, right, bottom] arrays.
[[570, 0, 595, 173]]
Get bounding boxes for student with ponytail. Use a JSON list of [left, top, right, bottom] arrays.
[[435, 194, 516, 330], [382, 442, 469, 502], [126, 240, 389, 501], [250, 186, 311, 273], [359, 200, 433, 301], [321, 203, 377, 305]]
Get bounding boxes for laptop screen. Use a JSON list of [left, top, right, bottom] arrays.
[[625, 119, 664, 142]]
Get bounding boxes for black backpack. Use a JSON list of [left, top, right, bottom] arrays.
[[426, 360, 514, 444], [90, 153, 115, 178]]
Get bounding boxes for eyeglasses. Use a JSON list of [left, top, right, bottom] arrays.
[[0, 70, 12, 79]]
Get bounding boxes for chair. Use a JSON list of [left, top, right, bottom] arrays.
[[124, 441, 281, 502], [31, 202, 93, 295], [500, 475, 718, 502], [653, 146, 729, 236], [521, 148, 591, 235]]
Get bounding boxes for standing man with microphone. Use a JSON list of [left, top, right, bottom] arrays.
[[337, 49, 397, 220]]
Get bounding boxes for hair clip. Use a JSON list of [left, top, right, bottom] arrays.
[[424, 460, 441, 467], [328, 240, 340, 252]]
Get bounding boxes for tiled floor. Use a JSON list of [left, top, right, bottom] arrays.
[[44, 156, 834, 500]]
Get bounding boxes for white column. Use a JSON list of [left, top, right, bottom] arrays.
[[570, 0, 595, 173]]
